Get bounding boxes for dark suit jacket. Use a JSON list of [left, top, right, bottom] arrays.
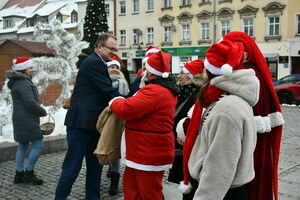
[[64, 52, 121, 132]]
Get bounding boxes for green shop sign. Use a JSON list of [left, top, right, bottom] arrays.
[[161, 46, 210, 56], [135, 50, 146, 57]]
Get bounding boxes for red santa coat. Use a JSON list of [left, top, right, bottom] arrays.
[[110, 83, 177, 171]]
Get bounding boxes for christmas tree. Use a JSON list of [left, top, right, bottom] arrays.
[[83, 0, 108, 54]]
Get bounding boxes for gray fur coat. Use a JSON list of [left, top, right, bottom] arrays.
[[6, 70, 47, 143]]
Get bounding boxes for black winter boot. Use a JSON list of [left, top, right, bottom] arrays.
[[24, 170, 43, 185], [108, 172, 120, 195], [14, 171, 26, 184], [106, 165, 112, 178]]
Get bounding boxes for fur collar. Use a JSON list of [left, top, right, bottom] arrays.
[[6, 69, 30, 79]]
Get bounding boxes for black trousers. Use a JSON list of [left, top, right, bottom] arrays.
[[183, 177, 248, 200]]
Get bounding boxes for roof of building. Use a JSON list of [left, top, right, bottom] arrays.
[[28, 1, 68, 17], [2, 39, 55, 55], [3, 0, 43, 9]]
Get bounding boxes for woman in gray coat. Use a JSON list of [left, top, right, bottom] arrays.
[[6, 57, 47, 185]]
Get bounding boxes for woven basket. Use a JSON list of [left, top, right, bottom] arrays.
[[40, 114, 55, 135]]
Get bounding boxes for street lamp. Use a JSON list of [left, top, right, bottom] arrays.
[[137, 44, 142, 54], [136, 29, 143, 56]]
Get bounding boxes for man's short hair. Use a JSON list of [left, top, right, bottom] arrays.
[[95, 33, 117, 47]]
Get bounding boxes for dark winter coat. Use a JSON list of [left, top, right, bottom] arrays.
[[64, 52, 121, 132], [6, 70, 47, 143], [168, 83, 199, 184]]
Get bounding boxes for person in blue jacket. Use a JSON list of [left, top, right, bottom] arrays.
[[55, 33, 121, 200]]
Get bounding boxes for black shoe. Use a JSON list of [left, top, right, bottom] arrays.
[[24, 170, 43, 185], [108, 172, 120, 195], [14, 171, 26, 184]]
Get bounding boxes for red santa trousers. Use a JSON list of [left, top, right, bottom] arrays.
[[123, 166, 164, 200]]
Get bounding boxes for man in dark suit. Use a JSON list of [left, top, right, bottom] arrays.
[[55, 33, 121, 200]]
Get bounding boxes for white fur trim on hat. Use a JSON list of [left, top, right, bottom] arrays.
[[179, 181, 193, 194], [107, 60, 120, 68], [145, 62, 163, 77], [181, 67, 193, 79], [142, 57, 149, 65], [204, 59, 223, 75], [13, 59, 33, 71], [221, 64, 233, 76], [146, 48, 160, 56]]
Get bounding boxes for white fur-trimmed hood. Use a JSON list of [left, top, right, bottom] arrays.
[[211, 69, 260, 107]]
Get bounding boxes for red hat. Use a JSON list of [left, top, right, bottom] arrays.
[[13, 57, 33, 71], [204, 40, 244, 76], [182, 60, 205, 79], [145, 46, 160, 57], [145, 51, 171, 78], [223, 31, 283, 200]]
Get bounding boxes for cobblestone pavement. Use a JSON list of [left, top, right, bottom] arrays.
[[0, 105, 299, 200], [278, 106, 300, 200]]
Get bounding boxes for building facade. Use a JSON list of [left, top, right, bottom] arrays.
[[115, 0, 159, 72], [1, 0, 299, 79], [115, 0, 300, 79]]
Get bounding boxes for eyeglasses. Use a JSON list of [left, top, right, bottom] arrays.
[[102, 44, 118, 53]]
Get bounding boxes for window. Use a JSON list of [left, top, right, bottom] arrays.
[[268, 16, 280, 36], [119, 1, 126, 14], [221, 20, 230, 36], [120, 30, 126, 45], [147, 0, 154, 11], [164, 0, 171, 7], [147, 27, 154, 44], [297, 14, 300, 35], [201, 0, 209, 3], [105, 4, 110, 17], [243, 18, 254, 37], [182, 24, 190, 41], [133, 29, 139, 44], [132, 0, 139, 13], [3, 19, 13, 28], [56, 13, 62, 22], [164, 26, 172, 42], [200, 22, 210, 40], [27, 18, 34, 27], [41, 16, 48, 23], [180, 56, 191, 63], [182, 0, 191, 6], [71, 11, 78, 23]]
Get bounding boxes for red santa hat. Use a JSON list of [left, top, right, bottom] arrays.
[[204, 40, 244, 76], [223, 31, 283, 200], [145, 51, 171, 78], [107, 56, 121, 68], [13, 57, 33, 71], [181, 60, 205, 79], [145, 45, 160, 57]]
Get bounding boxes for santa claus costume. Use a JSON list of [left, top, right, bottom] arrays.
[[110, 51, 179, 200], [223, 32, 284, 200], [179, 40, 260, 200]]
